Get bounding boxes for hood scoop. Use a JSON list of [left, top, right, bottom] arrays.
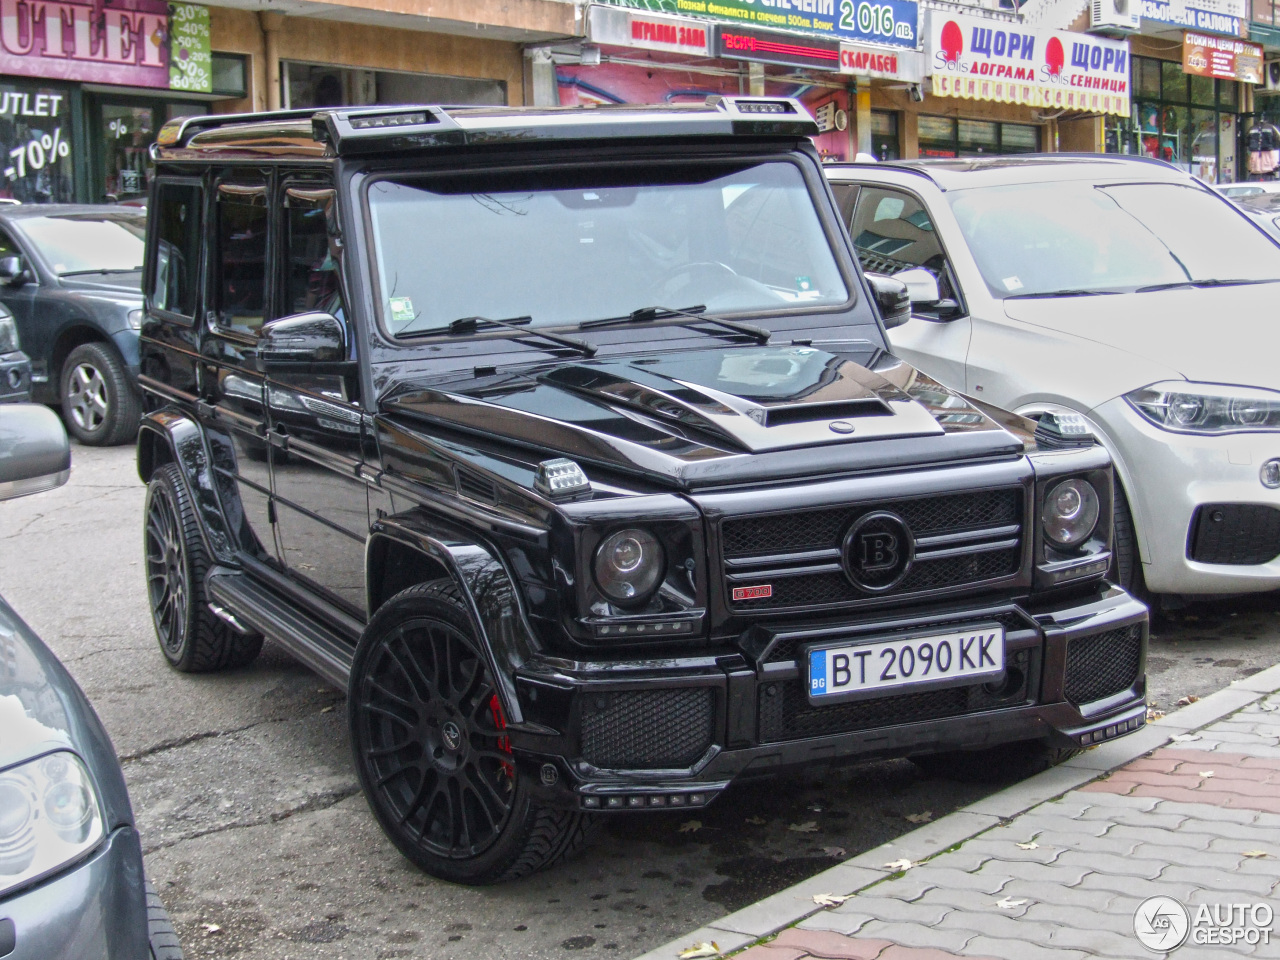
[[538, 347, 944, 453]]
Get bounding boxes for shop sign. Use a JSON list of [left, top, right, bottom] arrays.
[[839, 40, 922, 80], [0, 0, 169, 88], [588, 5, 713, 55], [593, 0, 919, 50], [0, 79, 73, 202], [169, 2, 211, 93], [928, 11, 1130, 116], [717, 25, 840, 68], [1140, 0, 1244, 37], [1182, 31, 1260, 82]]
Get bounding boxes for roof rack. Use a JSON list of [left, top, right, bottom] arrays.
[[156, 108, 323, 149]]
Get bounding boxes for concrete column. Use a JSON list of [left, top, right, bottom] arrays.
[[855, 76, 872, 156], [527, 50, 557, 106], [749, 62, 765, 96], [259, 12, 285, 111]]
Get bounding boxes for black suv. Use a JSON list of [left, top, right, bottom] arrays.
[[136, 100, 1148, 885]]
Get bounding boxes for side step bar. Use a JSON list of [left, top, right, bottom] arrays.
[[206, 569, 354, 689]]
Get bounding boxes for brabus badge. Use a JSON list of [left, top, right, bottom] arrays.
[[732, 584, 772, 601]]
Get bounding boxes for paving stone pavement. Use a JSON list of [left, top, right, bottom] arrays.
[[636, 667, 1280, 960]]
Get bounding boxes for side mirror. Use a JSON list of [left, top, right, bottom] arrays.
[[0, 404, 70, 501], [258, 312, 348, 368], [865, 273, 911, 330], [0, 255, 26, 286], [894, 267, 964, 322]]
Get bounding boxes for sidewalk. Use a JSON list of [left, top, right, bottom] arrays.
[[636, 665, 1280, 960]]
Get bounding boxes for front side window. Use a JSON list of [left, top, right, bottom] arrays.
[[949, 181, 1280, 298], [366, 160, 848, 338], [283, 187, 345, 320], [216, 183, 269, 335], [150, 183, 202, 318]]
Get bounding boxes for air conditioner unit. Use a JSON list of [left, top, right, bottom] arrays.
[[1091, 0, 1141, 32]]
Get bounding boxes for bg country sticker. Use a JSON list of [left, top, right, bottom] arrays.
[[1133, 896, 1275, 951]]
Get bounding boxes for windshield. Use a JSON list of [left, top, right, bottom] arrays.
[[17, 215, 146, 276], [367, 161, 849, 337], [947, 181, 1280, 298]]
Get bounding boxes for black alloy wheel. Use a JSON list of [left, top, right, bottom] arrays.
[[144, 463, 263, 672], [350, 581, 596, 884]]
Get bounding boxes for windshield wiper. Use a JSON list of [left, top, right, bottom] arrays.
[[1004, 289, 1123, 300], [60, 267, 143, 276], [402, 314, 596, 357], [579, 305, 770, 344], [1135, 278, 1270, 293]]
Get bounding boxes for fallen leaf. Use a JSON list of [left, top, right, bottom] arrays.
[[320, 705, 334, 713], [1016, 841, 1039, 850], [1199, 771, 1215, 779], [1172, 734, 1202, 742], [678, 820, 702, 834], [678, 942, 720, 959], [1176, 695, 1200, 706], [745, 816, 766, 825], [822, 846, 847, 858], [812, 893, 849, 907], [1147, 708, 1165, 721], [788, 821, 820, 833], [1243, 850, 1268, 858], [904, 810, 933, 824], [807, 804, 823, 812], [202, 923, 222, 935], [996, 897, 1028, 909], [883, 858, 913, 872]]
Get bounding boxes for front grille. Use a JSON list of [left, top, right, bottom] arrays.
[[1064, 626, 1143, 705], [758, 649, 1033, 742], [1187, 503, 1280, 566], [580, 688, 714, 770], [763, 610, 1030, 664], [722, 488, 1024, 612]]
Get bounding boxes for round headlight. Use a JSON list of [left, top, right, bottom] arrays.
[[1167, 394, 1205, 427], [1042, 479, 1100, 547], [593, 528, 664, 605]]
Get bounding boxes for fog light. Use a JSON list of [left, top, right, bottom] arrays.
[[1262, 458, 1280, 490]]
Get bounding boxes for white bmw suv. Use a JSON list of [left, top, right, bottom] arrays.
[[826, 155, 1280, 601]]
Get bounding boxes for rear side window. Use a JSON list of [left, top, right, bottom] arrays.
[[216, 182, 269, 336], [150, 182, 202, 319]]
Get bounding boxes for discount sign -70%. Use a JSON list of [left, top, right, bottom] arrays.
[[6, 129, 70, 180]]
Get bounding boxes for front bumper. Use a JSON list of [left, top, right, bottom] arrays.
[[511, 585, 1148, 811], [0, 826, 149, 960], [1096, 396, 1280, 595], [0, 351, 30, 403]]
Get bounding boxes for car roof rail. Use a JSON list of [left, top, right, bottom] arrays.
[[156, 108, 324, 149]]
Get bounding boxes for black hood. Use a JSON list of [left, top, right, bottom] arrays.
[[382, 344, 1025, 489]]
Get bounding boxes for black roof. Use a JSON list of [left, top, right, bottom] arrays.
[[826, 154, 1188, 190], [153, 98, 820, 162]]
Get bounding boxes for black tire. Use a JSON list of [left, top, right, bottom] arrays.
[[349, 581, 598, 885], [910, 740, 1081, 784], [145, 880, 184, 960], [144, 463, 263, 672], [1110, 480, 1151, 604], [60, 342, 140, 446]]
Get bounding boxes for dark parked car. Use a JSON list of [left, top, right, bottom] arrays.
[[0, 206, 145, 444], [0, 303, 31, 403], [0, 404, 182, 958], [136, 100, 1148, 885]]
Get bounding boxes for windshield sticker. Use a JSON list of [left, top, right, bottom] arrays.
[[796, 276, 812, 291], [388, 297, 416, 327], [1002, 276, 1024, 291]]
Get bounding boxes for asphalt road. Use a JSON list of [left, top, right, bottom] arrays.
[[2, 443, 1277, 960]]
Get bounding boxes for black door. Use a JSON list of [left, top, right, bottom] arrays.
[[265, 181, 369, 617]]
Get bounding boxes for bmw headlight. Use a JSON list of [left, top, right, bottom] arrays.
[[1042, 478, 1100, 547], [1126, 382, 1280, 434], [0, 311, 18, 354], [0, 751, 104, 896], [126, 308, 144, 330], [593, 528, 664, 605]]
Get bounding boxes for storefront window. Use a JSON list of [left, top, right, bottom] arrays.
[[1135, 58, 1161, 99], [284, 62, 506, 108], [871, 111, 899, 161], [918, 117, 1041, 158], [0, 79, 74, 204], [101, 104, 154, 202]]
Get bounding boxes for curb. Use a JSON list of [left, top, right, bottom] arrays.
[[632, 661, 1280, 960]]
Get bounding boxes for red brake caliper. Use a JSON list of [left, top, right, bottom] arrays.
[[489, 693, 515, 780]]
